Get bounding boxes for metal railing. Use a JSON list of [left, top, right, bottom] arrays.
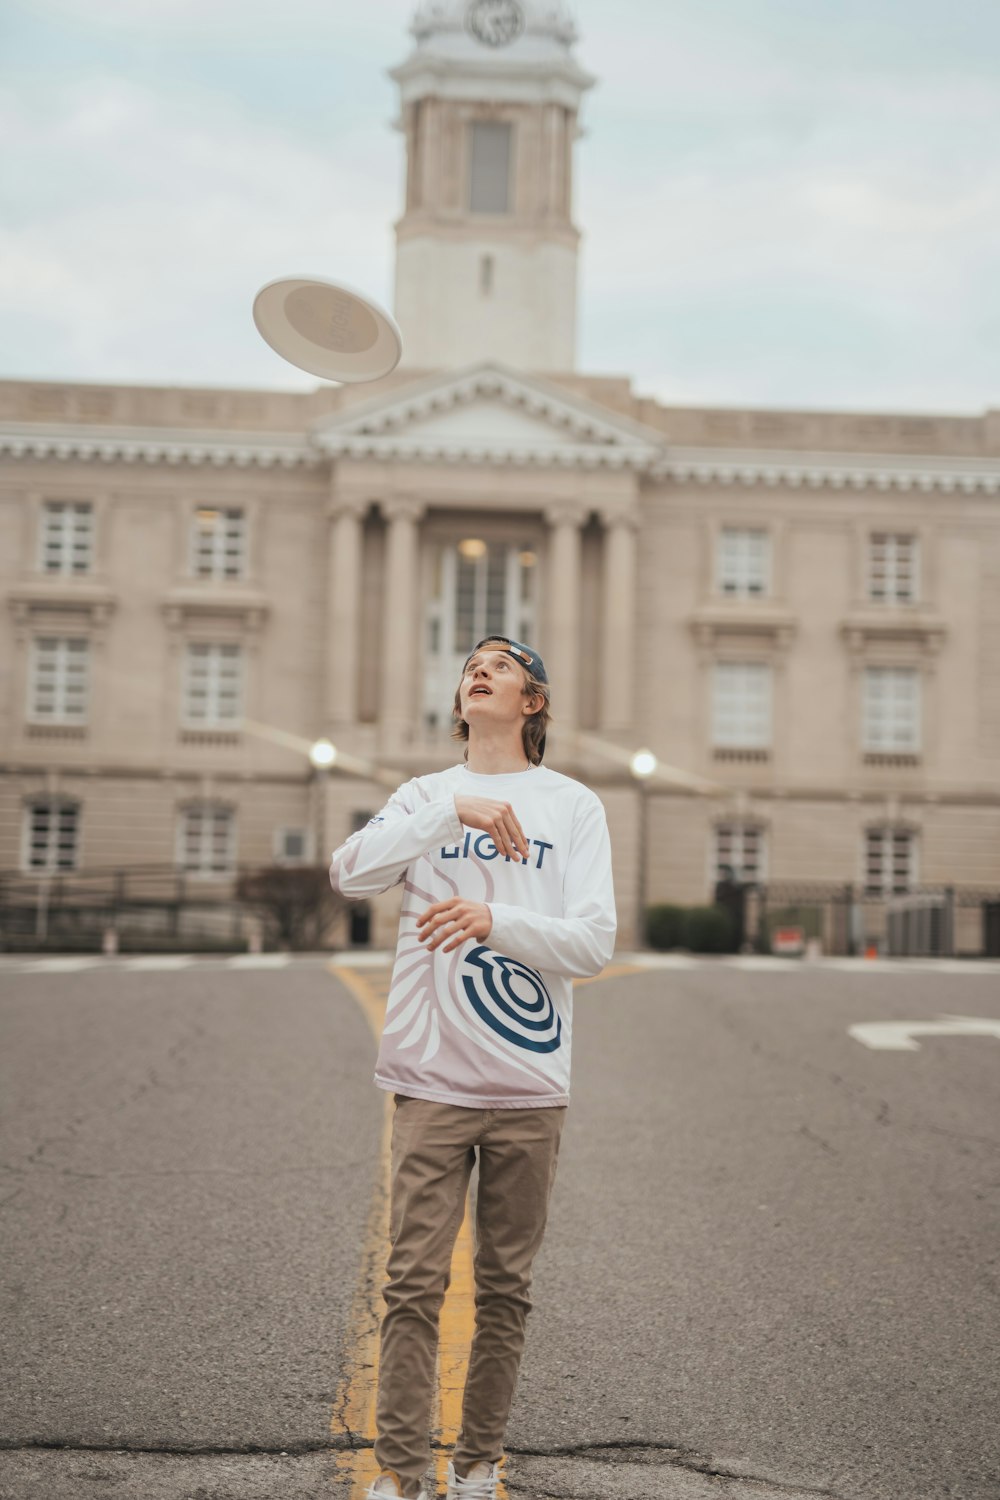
[[1, 864, 256, 952], [743, 882, 1000, 958]]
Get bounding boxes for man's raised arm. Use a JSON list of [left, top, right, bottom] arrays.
[[329, 783, 463, 899]]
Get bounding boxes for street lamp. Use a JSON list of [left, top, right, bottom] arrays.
[[630, 749, 657, 780], [630, 749, 657, 948], [307, 740, 338, 868], [308, 738, 337, 770]]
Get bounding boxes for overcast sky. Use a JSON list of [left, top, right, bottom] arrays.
[[3, 0, 999, 414]]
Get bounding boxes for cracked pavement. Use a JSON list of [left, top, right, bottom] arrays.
[[2, 960, 998, 1499]]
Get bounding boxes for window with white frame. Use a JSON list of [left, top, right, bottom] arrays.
[[469, 121, 512, 213], [178, 804, 236, 876], [713, 823, 766, 884], [862, 666, 921, 754], [29, 637, 90, 723], [712, 662, 772, 749], [182, 643, 243, 727], [868, 532, 918, 604], [41, 501, 94, 574], [22, 800, 80, 872], [864, 827, 917, 896], [190, 508, 247, 580], [717, 528, 770, 598]]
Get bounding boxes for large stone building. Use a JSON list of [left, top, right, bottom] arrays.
[[2, 0, 999, 951]]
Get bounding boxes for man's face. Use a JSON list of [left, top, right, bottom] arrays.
[[459, 647, 536, 728]]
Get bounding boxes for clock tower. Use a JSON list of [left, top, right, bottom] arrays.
[[391, 0, 594, 371]]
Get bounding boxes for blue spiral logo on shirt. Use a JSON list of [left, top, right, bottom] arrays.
[[462, 946, 562, 1053]]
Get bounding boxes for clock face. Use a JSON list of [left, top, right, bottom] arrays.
[[466, 0, 525, 48]]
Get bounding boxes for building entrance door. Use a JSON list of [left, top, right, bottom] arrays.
[[423, 538, 538, 732]]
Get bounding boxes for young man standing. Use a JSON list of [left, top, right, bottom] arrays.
[[330, 637, 617, 1500]]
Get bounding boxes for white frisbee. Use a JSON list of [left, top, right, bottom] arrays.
[[252, 275, 403, 383]]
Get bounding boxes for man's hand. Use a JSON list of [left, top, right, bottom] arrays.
[[417, 898, 492, 953], [454, 795, 530, 862]]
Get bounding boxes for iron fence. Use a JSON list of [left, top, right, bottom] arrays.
[[1, 864, 285, 953], [743, 882, 1000, 959]]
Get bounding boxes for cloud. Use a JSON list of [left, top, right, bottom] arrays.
[[572, 14, 1000, 411], [0, 69, 400, 386]]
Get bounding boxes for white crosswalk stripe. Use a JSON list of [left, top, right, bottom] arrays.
[[14, 957, 104, 974], [723, 957, 802, 971], [225, 954, 291, 969], [121, 956, 195, 971]]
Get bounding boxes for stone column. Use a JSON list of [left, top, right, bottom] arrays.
[[599, 509, 639, 734], [325, 498, 367, 729], [544, 504, 586, 733], [379, 498, 425, 749]]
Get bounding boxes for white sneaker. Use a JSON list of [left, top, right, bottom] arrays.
[[364, 1471, 428, 1500], [445, 1459, 500, 1500]]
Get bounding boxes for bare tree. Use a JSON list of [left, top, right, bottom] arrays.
[[236, 865, 348, 950]]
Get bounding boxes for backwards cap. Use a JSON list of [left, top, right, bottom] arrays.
[[464, 636, 548, 684]]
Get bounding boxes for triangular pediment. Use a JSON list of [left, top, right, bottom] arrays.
[[310, 362, 664, 470]]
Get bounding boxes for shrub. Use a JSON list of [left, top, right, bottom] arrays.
[[645, 903, 687, 950], [683, 904, 735, 953]]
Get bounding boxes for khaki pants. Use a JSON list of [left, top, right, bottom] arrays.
[[374, 1095, 567, 1497]]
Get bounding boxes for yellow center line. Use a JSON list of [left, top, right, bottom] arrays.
[[330, 963, 502, 1498], [327, 957, 638, 1495], [328, 963, 393, 1499], [573, 961, 645, 987], [435, 1201, 481, 1497]]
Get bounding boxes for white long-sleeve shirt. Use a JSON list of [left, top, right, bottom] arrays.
[[329, 762, 617, 1109]]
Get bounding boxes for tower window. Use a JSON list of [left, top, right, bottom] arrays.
[[469, 122, 512, 213], [480, 254, 494, 295]]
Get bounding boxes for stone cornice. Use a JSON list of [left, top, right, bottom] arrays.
[[316, 435, 646, 469], [161, 586, 270, 633], [7, 580, 118, 638], [689, 603, 798, 654], [0, 422, 314, 470], [840, 611, 947, 655], [658, 447, 1000, 495]]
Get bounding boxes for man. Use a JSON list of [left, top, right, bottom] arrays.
[[330, 636, 617, 1500]]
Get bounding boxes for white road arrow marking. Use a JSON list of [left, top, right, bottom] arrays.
[[848, 1016, 1000, 1051]]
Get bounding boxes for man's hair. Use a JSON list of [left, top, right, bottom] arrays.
[[451, 639, 551, 766]]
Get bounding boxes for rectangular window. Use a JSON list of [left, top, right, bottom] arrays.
[[23, 800, 80, 872], [183, 643, 243, 726], [191, 508, 247, 580], [864, 828, 916, 896], [868, 532, 918, 604], [863, 666, 921, 753], [29, 637, 89, 723], [714, 823, 765, 883], [41, 501, 93, 575], [275, 828, 310, 864], [712, 662, 772, 748], [717, 528, 770, 598], [469, 121, 512, 213], [179, 805, 236, 876]]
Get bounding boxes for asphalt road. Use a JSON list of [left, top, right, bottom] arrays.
[[1, 956, 998, 1500]]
